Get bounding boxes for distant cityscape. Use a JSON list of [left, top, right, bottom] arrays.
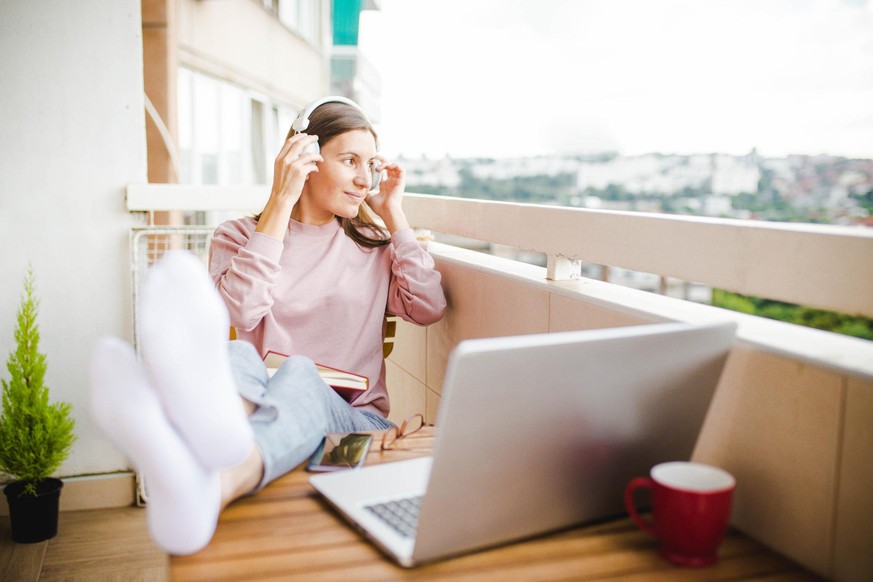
[[400, 150, 873, 340], [401, 151, 873, 227]]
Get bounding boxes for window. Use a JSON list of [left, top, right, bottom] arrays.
[[177, 67, 296, 222], [260, 0, 280, 14], [278, 0, 321, 44], [179, 69, 245, 186]]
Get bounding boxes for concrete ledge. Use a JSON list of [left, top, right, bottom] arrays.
[[428, 241, 873, 382]]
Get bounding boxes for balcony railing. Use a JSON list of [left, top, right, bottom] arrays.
[[127, 184, 873, 308], [127, 183, 873, 582], [127, 183, 873, 378]]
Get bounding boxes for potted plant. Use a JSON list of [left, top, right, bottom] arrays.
[[0, 266, 76, 543]]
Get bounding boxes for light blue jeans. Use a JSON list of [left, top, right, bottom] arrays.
[[228, 340, 393, 489]]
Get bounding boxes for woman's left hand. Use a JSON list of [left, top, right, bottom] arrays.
[[366, 159, 410, 233]]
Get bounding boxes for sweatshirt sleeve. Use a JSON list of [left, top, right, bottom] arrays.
[[386, 228, 447, 325], [208, 220, 284, 332]]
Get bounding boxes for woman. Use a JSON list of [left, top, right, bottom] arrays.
[[209, 95, 445, 489], [210, 97, 446, 420], [89, 97, 445, 555]]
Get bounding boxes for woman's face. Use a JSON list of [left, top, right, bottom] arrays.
[[294, 128, 378, 225]]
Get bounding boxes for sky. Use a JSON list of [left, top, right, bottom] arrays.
[[358, 0, 873, 160]]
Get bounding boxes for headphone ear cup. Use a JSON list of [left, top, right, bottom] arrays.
[[370, 165, 383, 192], [302, 142, 319, 155]]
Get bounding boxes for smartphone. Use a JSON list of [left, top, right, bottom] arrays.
[[306, 432, 373, 472]]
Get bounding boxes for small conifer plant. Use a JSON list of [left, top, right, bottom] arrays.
[[0, 266, 76, 496]]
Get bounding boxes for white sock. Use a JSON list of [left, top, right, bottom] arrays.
[[138, 250, 254, 470], [89, 337, 220, 555]]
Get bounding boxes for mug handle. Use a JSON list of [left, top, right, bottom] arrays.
[[625, 477, 657, 536]]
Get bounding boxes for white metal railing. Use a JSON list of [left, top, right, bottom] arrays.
[[129, 226, 215, 351], [127, 184, 873, 319], [128, 225, 214, 506]]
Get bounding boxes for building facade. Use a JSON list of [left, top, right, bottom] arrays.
[[142, 0, 379, 207]]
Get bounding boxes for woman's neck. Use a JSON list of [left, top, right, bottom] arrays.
[[291, 199, 335, 225]]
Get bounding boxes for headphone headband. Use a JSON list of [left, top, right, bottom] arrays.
[[291, 96, 382, 192], [290, 95, 370, 133]]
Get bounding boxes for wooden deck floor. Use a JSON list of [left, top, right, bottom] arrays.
[[0, 506, 167, 581], [173, 429, 826, 581], [0, 428, 828, 581]]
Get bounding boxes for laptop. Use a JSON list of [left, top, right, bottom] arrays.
[[309, 321, 737, 567]]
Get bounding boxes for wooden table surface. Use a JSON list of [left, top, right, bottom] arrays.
[[171, 428, 822, 581]]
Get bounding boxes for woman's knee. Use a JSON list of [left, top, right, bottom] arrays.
[[270, 355, 332, 406], [227, 340, 270, 401], [228, 339, 261, 365], [277, 354, 317, 373], [273, 355, 325, 392]]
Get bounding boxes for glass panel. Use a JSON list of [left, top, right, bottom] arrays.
[[251, 100, 266, 184], [194, 75, 219, 158], [177, 68, 193, 183], [278, 0, 298, 30], [299, 0, 316, 42], [220, 84, 243, 184]]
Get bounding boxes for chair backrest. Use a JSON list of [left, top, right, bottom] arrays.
[[382, 315, 397, 358]]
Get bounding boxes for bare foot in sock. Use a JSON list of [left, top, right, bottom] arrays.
[[138, 250, 253, 469], [89, 337, 221, 555]]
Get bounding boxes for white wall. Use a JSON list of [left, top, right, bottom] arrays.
[[0, 2, 146, 477]]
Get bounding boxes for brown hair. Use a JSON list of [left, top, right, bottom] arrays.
[[255, 101, 390, 248]]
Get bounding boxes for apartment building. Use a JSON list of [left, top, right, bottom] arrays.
[[143, 0, 379, 204]]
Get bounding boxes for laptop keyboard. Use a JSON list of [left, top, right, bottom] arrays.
[[364, 495, 422, 538]]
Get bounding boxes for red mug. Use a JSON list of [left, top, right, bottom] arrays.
[[625, 461, 735, 567]]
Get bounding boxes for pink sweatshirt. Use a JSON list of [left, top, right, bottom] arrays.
[[209, 217, 446, 417]]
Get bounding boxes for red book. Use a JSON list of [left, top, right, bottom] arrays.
[[263, 351, 368, 399]]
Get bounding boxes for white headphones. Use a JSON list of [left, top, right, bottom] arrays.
[[292, 95, 366, 132], [291, 95, 382, 191]]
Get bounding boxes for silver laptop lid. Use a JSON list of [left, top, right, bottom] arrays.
[[412, 321, 736, 563]]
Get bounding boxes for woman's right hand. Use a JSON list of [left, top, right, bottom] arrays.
[[269, 133, 321, 207], [256, 133, 322, 239]]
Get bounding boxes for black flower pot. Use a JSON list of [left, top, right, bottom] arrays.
[[3, 478, 63, 543]]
